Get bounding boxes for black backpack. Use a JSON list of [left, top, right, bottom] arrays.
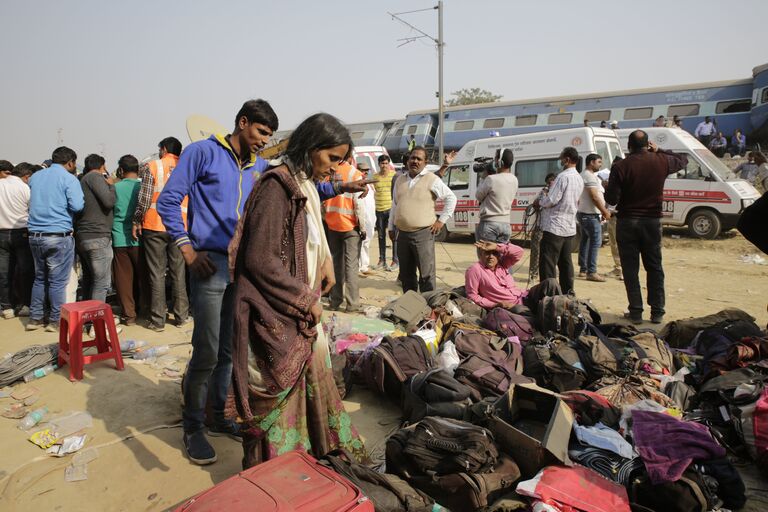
[[522, 335, 587, 392], [318, 450, 435, 512], [401, 369, 473, 423], [361, 336, 434, 402], [536, 294, 601, 338]]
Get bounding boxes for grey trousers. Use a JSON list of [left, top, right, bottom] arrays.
[[328, 229, 361, 309], [142, 229, 189, 327], [397, 227, 436, 293]]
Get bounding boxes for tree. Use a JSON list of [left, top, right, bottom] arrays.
[[445, 88, 502, 106]]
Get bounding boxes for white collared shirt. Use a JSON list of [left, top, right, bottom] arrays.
[[0, 175, 30, 229]]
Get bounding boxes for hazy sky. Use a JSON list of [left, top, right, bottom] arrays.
[[1, 0, 766, 165]]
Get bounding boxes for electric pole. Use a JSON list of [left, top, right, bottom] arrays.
[[389, 2, 445, 163]]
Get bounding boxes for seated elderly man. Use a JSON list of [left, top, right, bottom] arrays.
[[465, 240, 561, 314]]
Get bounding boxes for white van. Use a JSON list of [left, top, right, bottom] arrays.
[[615, 128, 760, 239], [435, 127, 624, 241], [353, 145, 390, 172]]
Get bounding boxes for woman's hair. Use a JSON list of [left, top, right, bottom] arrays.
[[284, 113, 353, 177], [754, 152, 767, 166]]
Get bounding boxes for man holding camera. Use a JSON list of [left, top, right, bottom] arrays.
[[533, 146, 583, 295], [324, 157, 366, 312], [475, 148, 517, 243], [605, 130, 687, 325]]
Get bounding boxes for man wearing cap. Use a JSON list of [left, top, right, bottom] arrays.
[[324, 157, 366, 312]]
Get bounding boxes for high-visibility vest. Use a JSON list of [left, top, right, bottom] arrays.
[[324, 164, 362, 232], [142, 154, 188, 232]]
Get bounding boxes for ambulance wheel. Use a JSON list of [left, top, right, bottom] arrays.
[[687, 209, 721, 239], [434, 225, 449, 242]]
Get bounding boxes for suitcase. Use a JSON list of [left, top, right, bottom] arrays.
[[174, 450, 374, 511]]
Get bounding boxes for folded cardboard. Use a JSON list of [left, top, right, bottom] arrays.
[[488, 383, 574, 478]]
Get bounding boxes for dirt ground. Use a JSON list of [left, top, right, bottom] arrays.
[[0, 231, 766, 512]]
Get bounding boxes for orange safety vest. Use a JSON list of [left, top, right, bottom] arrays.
[[324, 163, 362, 232], [142, 154, 188, 232]]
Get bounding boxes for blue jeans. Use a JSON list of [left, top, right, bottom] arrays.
[[577, 213, 602, 274], [29, 234, 75, 323], [475, 220, 511, 243], [182, 252, 235, 433], [77, 236, 113, 303]]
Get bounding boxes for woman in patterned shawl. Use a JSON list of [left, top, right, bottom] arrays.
[[229, 113, 366, 468]]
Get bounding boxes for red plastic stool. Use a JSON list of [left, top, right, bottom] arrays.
[[58, 300, 125, 381]]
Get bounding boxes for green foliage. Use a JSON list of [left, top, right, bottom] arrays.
[[445, 88, 502, 106]]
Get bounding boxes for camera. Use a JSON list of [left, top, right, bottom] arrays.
[[473, 156, 496, 174]]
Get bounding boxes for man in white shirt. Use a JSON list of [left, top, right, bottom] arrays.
[[533, 146, 584, 294], [577, 154, 612, 282], [694, 117, 716, 147], [475, 148, 518, 243], [597, 162, 623, 279], [0, 162, 35, 319], [388, 147, 457, 292]]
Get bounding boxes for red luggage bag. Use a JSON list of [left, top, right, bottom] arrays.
[[174, 450, 374, 512]]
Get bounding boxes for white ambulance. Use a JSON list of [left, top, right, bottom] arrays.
[[615, 128, 760, 239], [435, 127, 624, 241]]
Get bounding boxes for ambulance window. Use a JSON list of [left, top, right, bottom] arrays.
[[515, 159, 562, 187], [624, 107, 653, 120], [515, 115, 537, 126], [407, 125, 418, 135], [673, 155, 709, 180], [585, 110, 611, 123], [455, 121, 475, 131], [609, 142, 623, 163], [548, 113, 573, 125], [667, 104, 700, 117], [443, 165, 470, 190], [483, 118, 505, 129], [715, 99, 750, 114], [355, 155, 376, 173], [595, 141, 610, 165]]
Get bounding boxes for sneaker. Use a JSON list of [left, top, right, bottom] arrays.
[[650, 314, 664, 325], [623, 311, 642, 325], [607, 268, 624, 281], [26, 319, 44, 331], [183, 430, 217, 465], [148, 323, 165, 332], [123, 318, 137, 326], [586, 273, 606, 282], [387, 262, 399, 272], [17, 306, 30, 317], [208, 421, 243, 441], [578, 271, 586, 278], [1, 308, 14, 320], [376, 259, 386, 270], [45, 323, 59, 333]]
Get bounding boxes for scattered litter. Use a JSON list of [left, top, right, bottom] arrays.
[[48, 411, 93, 438], [47, 435, 87, 456], [72, 447, 98, 465], [29, 429, 59, 449], [363, 306, 381, 319], [671, 234, 681, 239], [23, 395, 40, 406], [162, 369, 182, 379], [2, 403, 28, 419], [23, 364, 57, 383], [740, 253, 767, 265], [18, 406, 48, 430], [64, 464, 88, 482], [11, 386, 38, 401], [0, 386, 12, 399]]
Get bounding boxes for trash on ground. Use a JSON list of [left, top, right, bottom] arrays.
[[47, 434, 87, 456], [740, 253, 767, 265], [64, 463, 88, 482]]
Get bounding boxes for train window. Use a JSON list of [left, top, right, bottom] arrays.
[[394, 128, 404, 137], [454, 120, 475, 131], [624, 107, 654, 120], [548, 113, 573, 125], [407, 125, 417, 135], [667, 104, 700, 117], [350, 131, 364, 141], [585, 110, 611, 122], [514, 115, 537, 126], [762, 88, 768, 104], [715, 99, 751, 114], [515, 158, 562, 187], [483, 118, 505, 129]]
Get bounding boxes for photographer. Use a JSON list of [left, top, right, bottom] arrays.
[[474, 148, 518, 243]]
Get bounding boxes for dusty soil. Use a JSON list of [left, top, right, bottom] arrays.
[[0, 232, 766, 511]]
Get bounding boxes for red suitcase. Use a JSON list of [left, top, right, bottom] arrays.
[[174, 450, 374, 512]]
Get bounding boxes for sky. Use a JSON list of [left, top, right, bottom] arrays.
[[1, 0, 766, 165]]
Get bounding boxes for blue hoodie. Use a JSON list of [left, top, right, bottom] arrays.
[[156, 135, 269, 253]]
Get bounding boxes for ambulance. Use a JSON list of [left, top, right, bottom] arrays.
[[435, 127, 624, 241], [615, 128, 760, 239]]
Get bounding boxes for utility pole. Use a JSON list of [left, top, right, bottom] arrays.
[[389, 3, 445, 162], [57, 128, 63, 145]]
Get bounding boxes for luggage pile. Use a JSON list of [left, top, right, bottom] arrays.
[[179, 292, 768, 512]]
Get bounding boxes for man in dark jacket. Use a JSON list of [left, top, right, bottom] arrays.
[[605, 130, 687, 325]]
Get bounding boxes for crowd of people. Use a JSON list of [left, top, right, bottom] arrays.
[[0, 97, 764, 473]]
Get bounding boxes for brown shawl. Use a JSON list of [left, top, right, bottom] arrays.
[[229, 165, 318, 423]]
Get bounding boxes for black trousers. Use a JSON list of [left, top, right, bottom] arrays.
[[539, 231, 576, 295], [0, 228, 33, 310], [616, 217, 665, 317]]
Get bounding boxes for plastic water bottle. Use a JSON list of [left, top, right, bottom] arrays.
[[23, 364, 57, 383], [133, 345, 170, 360], [18, 406, 48, 430], [119, 340, 147, 352]]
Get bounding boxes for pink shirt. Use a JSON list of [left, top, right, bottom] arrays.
[[465, 243, 528, 309]]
